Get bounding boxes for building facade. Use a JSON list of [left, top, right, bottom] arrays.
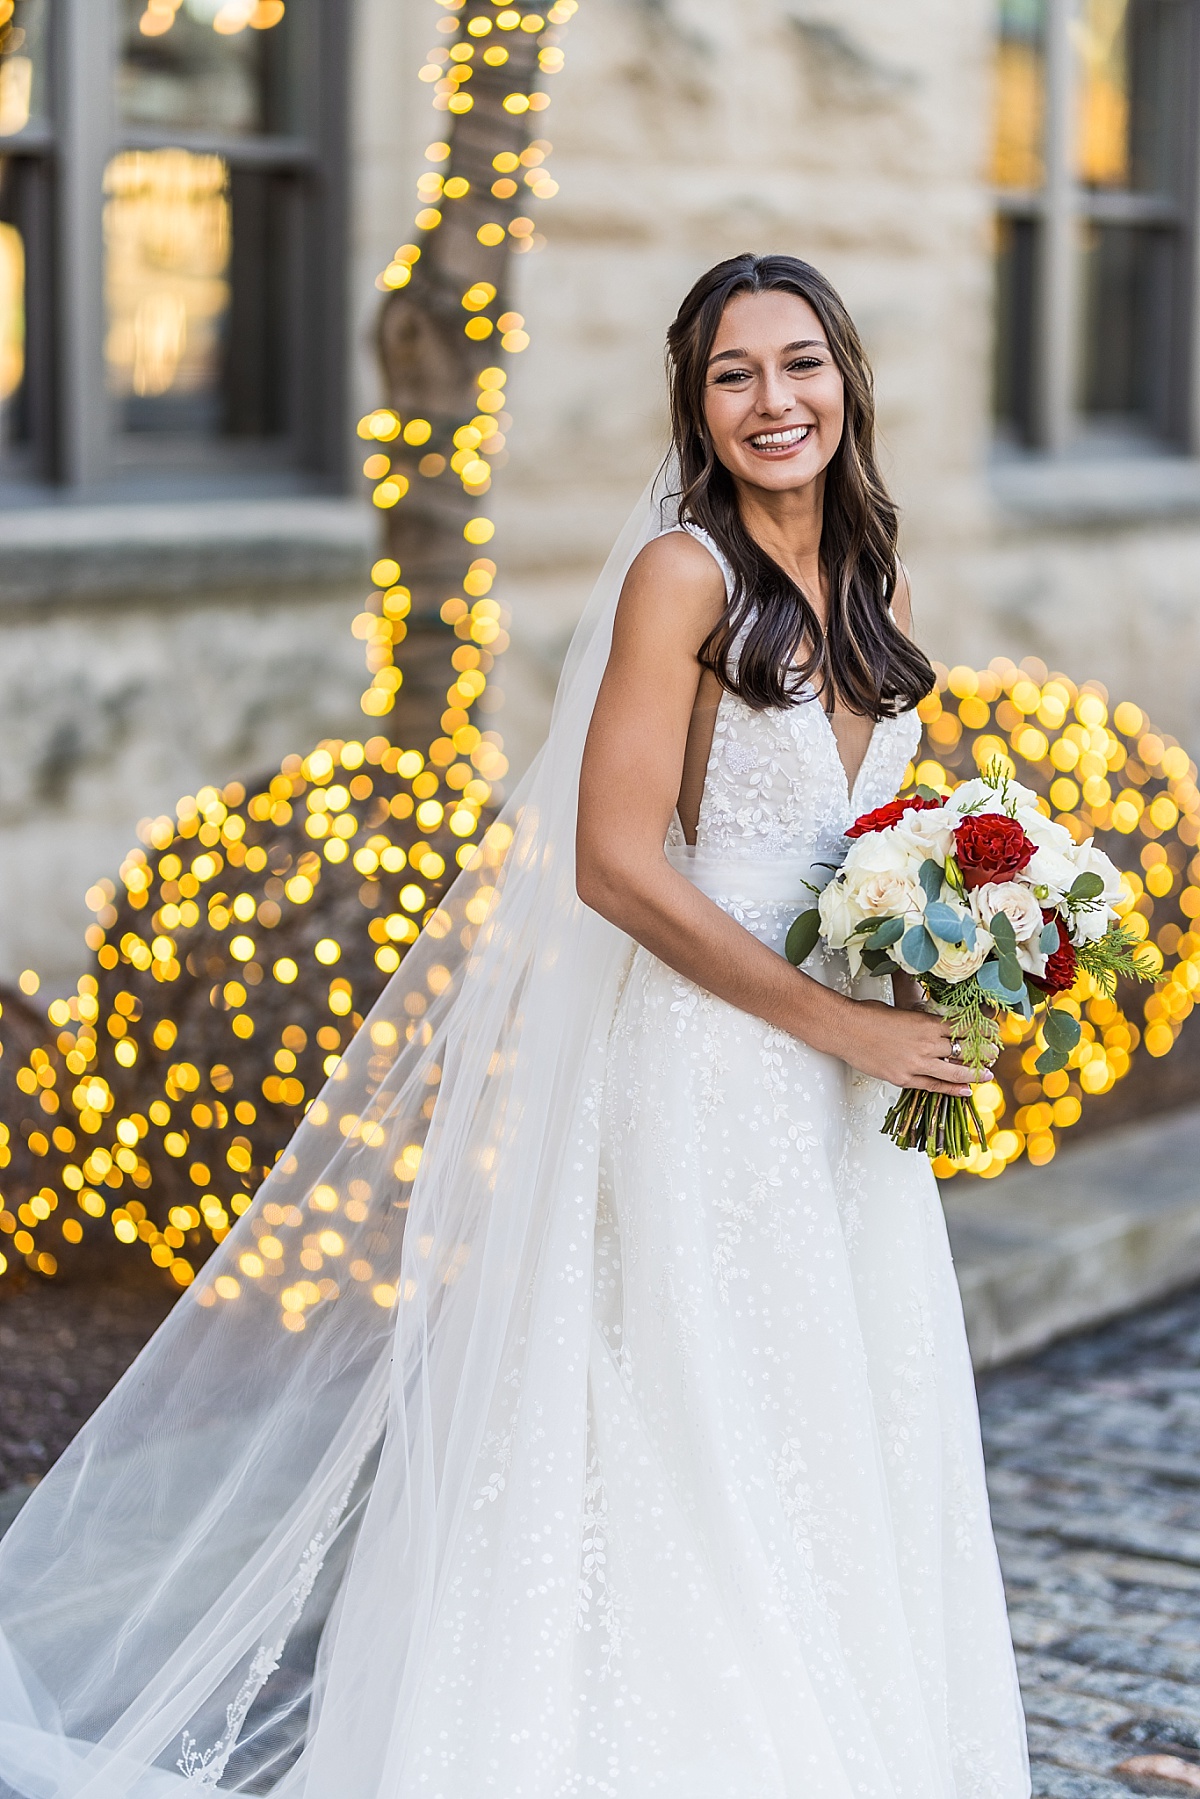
[[1, 0, 1198, 984]]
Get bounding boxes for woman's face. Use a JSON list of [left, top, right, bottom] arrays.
[[701, 288, 845, 496]]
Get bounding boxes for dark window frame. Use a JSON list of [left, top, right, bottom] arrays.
[[0, 0, 351, 497], [993, 0, 1200, 457]]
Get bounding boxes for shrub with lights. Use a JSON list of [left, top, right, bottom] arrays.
[[0, 0, 577, 1286]]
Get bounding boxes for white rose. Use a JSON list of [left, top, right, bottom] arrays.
[[894, 806, 957, 863], [1013, 803, 1074, 854], [1024, 842, 1079, 905], [929, 934, 993, 984], [970, 879, 1047, 974], [943, 778, 995, 816], [843, 829, 923, 881], [817, 870, 864, 949], [945, 775, 1038, 817], [1068, 839, 1125, 944]]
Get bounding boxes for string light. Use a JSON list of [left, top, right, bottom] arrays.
[[0, 0, 574, 1288]]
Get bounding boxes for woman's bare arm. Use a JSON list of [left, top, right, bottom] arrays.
[[576, 535, 975, 1095]]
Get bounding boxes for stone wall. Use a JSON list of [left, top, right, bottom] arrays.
[[0, 504, 374, 990], [487, 0, 1200, 772], [4, 0, 1200, 988]]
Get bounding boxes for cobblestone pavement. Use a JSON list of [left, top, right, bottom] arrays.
[[10, 1276, 1200, 1791], [0, 1265, 175, 1497], [982, 1284, 1200, 1796]]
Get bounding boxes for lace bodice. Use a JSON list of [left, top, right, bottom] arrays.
[[665, 525, 921, 871]]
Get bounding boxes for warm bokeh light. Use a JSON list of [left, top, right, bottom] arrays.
[[0, 0, 573, 1296], [909, 658, 1199, 1182]]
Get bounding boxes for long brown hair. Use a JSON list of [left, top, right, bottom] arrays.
[[666, 253, 934, 717]]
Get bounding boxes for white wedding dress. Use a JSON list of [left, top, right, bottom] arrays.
[[0, 503, 1028, 1799], [394, 529, 1029, 1797]]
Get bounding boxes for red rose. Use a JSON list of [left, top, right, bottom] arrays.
[[846, 795, 941, 839], [953, 812, 1036, 889], [1029, 913, 1077, 996]]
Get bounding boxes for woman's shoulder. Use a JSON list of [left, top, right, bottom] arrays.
[[613, 527, 729, 656], [626, 525, 731, 597]]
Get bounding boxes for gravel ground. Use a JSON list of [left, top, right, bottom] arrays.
[[9, 1271, 1200, 1792]]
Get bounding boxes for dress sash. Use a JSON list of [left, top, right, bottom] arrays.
[[664, 844, 824, 907]]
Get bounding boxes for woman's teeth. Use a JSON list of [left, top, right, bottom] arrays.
[[748, 425, 810, 450]]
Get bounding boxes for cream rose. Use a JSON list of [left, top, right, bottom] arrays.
[[843, 828, 924, 881], [817, 870, 864, 950], [929, 933, 993, 983], [970, 879, 1047, 974], [852, 869, 927, 925]]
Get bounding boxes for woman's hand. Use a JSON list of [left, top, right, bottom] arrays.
[[808, 993, 978, 1096]]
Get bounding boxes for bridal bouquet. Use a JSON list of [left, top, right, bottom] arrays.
[[785, 763, 1154, 1159]]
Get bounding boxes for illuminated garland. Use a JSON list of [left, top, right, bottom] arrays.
[[0, 0, 577, 1284]]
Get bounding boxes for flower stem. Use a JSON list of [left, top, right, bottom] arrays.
[[882, 1088, 986, 1160]]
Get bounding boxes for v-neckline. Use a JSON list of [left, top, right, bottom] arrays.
[[677, 688, 886, 847], [806, 687, 881, 816]]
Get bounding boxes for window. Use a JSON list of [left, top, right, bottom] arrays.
[[0, 0, 348, 496], [991, 0, 1200, 454]]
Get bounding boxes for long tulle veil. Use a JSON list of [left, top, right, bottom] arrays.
[[0, 464, 679, 1799]]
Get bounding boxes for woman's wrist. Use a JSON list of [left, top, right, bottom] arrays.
[[785, 977, 859, 1055]]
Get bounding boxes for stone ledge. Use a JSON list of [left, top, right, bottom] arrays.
[[989, 454, 1200, 528], [944, 1104, 1200, 1370], [0, 498, 377, 606]]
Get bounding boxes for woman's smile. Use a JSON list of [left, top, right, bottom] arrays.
[[745, 421, 814, 455]]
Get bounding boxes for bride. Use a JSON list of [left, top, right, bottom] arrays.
[[0, 254, 1029, 1799]]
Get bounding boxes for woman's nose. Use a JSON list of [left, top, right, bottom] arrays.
[[755, 374, 794, 418]]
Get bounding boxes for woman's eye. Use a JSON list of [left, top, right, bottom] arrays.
[[788, 357, 822, 373], [713, 369, 750, 384]]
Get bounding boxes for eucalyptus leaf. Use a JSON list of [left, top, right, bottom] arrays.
[[785, 908, 821, 968], [918, 859, 942, 902], [861, 947, 899, 976], [978, 961, 1026, 1004], [960, 910, 978, 949], [1043, 1007, 1081, 1050], [1034, 1044, 1068, 1075], [914, 784, 940, 802], [923, 900, 967, 944], [865, 915, 905, 949], [900, 924, 938, 974], [998, 954, 1024, 994], [1069, 871, 1104, 902], [1038, 919, 1060, 955], [989, 911, 1017, 952]]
